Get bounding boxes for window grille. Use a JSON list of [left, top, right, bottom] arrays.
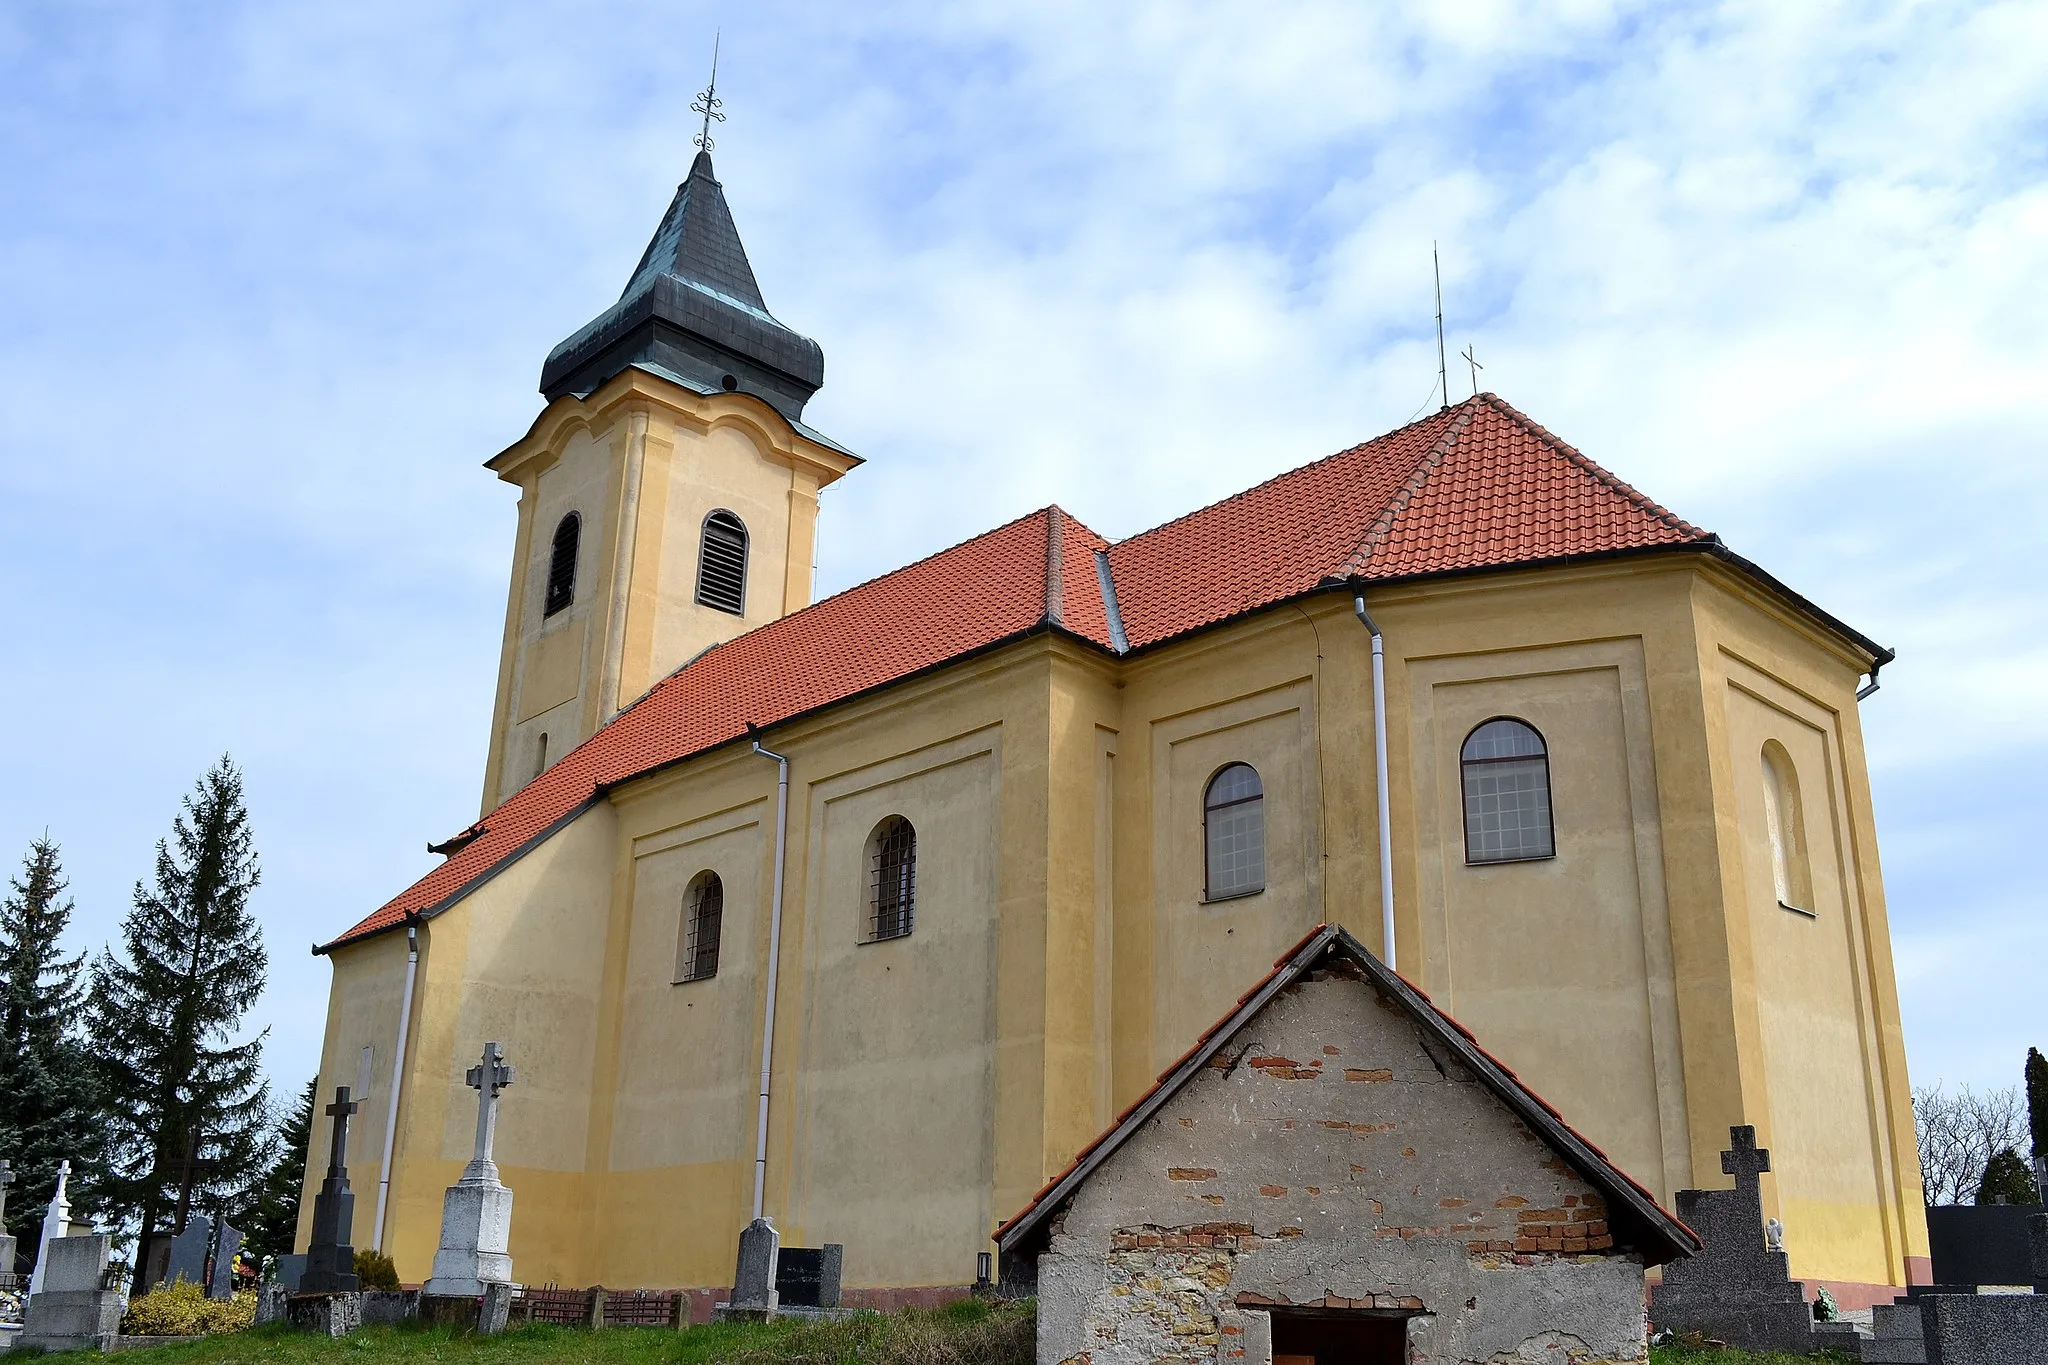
[[1460, 718, 1554, 863], [544, 512, 580, 617], [1203, 763, 1266, 899], [695, 510, 748, 615], [680, 872, 723, 981], [868, 817, 916, 941]]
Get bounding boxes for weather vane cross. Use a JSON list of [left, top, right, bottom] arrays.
[[692, 32, 725, 153]]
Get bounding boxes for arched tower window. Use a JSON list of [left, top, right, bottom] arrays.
[[696, 510, 749, 615], [544, 512, 581, 617], [867, 816, 916, 941], [1761, 741, 1813, 912], [1461, 718, 1554, 864], [1203, 763, 1266, 900], [678, 870, 724, 982]]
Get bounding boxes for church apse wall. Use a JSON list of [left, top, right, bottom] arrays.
[[1702, 573, 1922, 1291]]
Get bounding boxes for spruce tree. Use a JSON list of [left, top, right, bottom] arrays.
[[85, 757, 271, 1285], [243, 1079, 315, 1269], [1975, 1146, 2039, 1205], [0, 836, 99, 1274]]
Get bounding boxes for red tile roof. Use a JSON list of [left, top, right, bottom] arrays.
[[320, 394, 1726, 951], [1105, 393, 1705, 648], [992, 923, 1700, 1266]]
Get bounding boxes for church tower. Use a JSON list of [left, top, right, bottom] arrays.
[[478, 149, 859, 813]]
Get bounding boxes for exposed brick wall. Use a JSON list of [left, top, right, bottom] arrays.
[[1035, 968, 1651, 1365]]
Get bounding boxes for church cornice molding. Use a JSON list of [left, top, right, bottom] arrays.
[[488, 366, 858, 489]]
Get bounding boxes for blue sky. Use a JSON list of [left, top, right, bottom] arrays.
[[2, 1, 2044, 1117]]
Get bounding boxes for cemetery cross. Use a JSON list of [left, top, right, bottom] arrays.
[[1721, 1125, 1772, 1215], [0, 1158, 13, 1233], [325, 1088, 360, 1176], [464, 1041, 516, 1174], [159, 1131, 219, 1236]]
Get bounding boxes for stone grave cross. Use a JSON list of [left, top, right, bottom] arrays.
[[28, 1160, 73, 1296], [301, 1086, 362, 1293], [1721, 1125, 1771, 1235], [464, 1042, 516, 1175], [325, 1087, 361, 1176]]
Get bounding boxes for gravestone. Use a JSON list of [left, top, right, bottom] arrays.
[[136, 1232, 172, 1292], [19, 1232, 124, 1351], [301, 1086, 362, 1293], [209, 1216, 243, 1298], [165, 1212, 213, 1287], [275, 1253, 306, 1291], [0, 1159, 16, 1276], [1920, 1293, 2048, 1365], [1649, 1126, 1825, 1353], [775, 1244, 844, 1309], [423, 1042, 518, 1304], [1927, 1203, 2044, 1289], [26, 1159, 71, 1297], [730, 1217, 780, 1314]]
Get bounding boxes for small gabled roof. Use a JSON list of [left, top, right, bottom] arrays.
[[993, 923, 1700, 1268]]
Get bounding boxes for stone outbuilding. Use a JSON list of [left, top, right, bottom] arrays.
[[996, 925, 1699, 1365]]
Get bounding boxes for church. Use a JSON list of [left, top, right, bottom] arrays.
[[300, 145, 1929, 1307]]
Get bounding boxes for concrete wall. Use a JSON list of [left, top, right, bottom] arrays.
[[1034, 966, 1651, 1365]]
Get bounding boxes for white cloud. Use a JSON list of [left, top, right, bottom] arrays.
[[1, 0, 2042, 1097]]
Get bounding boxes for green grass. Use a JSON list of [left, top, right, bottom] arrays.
[[53, 1298, 1034, 1365], [1651, 1337, 1858, 1365]]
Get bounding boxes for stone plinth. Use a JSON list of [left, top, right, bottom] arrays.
[[286, 1291, 363, 1337], [731, 1217, 780, 1314], [419, 1284, 510, 1335], [0, 1232, 15, 1277], [1921, 1294, 2048, 1365], [421, 1166, 514, 1297], [1868, 1300, 1929, 1365], [20, 1234, 124, 1352]]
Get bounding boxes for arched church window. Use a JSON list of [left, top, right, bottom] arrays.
[[1203, 763, 1266, 900], [1461, 718, 1554, 864], [544, 512, 580, 617], [1761, 741, 1813, 913], [696, 510, 749, 615], [866, 816, 916, 942], [678, 871, 724, 982]]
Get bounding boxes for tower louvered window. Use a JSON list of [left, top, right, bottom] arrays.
[[544, 512, 580, 617], [679, 871, 723, 982], [696, 510, 749, 615], [867, 816, 916, 942]]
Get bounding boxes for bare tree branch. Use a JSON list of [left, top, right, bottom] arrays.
[[1915, 1082, 2026, 1206]]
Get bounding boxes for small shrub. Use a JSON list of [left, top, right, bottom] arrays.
[[121, 1279, 256, 1336], [354, 1248, 400, 1290]]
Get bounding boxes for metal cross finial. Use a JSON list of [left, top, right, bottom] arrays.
[[1462, 344, 1483, 398], [692, 31, 725, 153], [464, 1041, 517, 1167]]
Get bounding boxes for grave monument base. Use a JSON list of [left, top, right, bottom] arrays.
[[286, 1290, 363, 1337], [21, 1233, 125, 1352], [418, 1284, 511, 1334]]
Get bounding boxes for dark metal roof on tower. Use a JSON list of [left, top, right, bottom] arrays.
[[538, 148, 826, 421]]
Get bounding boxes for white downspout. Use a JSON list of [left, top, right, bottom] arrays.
[[1352, 595, 1397, 971], [372, 921, 419, 1250], [749, 733, 791, 1223]]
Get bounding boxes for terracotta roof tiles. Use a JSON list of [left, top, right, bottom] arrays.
[[323, 395, 1732, 951]]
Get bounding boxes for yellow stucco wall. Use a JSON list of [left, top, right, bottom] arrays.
[[314, 549, 1923, 1294], [479, 370, 853, 813]]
